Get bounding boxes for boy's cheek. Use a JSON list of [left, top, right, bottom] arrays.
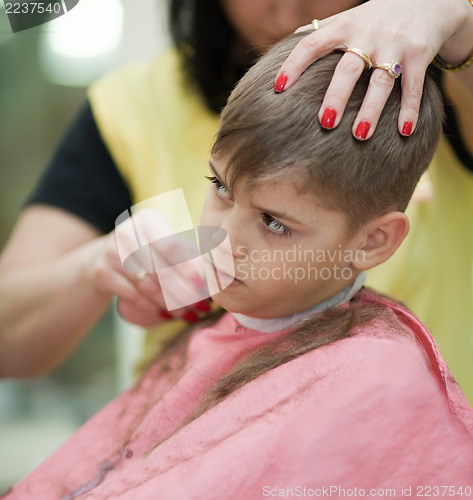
[[199, 188, 218, 225], [199, 205, 215, 228]]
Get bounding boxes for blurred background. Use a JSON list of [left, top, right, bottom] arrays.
[[0, 0, 169, 490]]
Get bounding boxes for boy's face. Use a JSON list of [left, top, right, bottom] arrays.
[[200, 157, 365, 319]]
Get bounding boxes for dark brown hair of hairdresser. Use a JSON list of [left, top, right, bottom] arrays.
[[213, 31, 444, 233], [169, 0, 370, 114], [169, 0, 250, 113]]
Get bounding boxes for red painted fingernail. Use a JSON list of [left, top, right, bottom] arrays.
[[183, 310, 200, 323], [159, 310, 173, 320], [355, 121, 370, 140], [321, 108, 337, 129], [274, 72, 288, 93], [402, 121, 413, 136], [191, 272, 206, 290], [194, 300, 211, 312]]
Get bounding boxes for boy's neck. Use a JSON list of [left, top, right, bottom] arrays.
[[232, 272, 366, 333]]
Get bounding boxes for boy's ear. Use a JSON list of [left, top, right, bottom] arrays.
[[351, 212, 409, 271]]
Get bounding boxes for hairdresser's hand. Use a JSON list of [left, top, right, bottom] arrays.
[[276, 0, 473, 140], [90, 209, 211, 327]]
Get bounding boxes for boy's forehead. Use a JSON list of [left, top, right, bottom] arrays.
[[208, 156, 226, 176], [215, 159, 335, 220], [211, 155, 303, 188], [210, 155, 323, 206]]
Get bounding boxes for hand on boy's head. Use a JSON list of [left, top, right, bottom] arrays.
[[275, 0, 466, 140]]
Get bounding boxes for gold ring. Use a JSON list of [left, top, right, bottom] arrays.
[[345, 48, 373, 69], [373, 62, 402, 79], [311, 19, 320, 31], [135, 269, 146, 282]]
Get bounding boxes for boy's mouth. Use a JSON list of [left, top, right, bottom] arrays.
[[212, 264, 243, 288]]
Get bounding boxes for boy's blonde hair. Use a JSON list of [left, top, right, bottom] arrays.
[[212, 32, 444, 231]]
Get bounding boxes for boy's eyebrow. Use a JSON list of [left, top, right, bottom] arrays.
[[209, 158, 305, 226], [208, 159, 221, 179], [209, 159, 306, 226], [251, 204, 305, 226]]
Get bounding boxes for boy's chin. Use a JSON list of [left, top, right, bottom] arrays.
[[208, 291, 233, 311], [209, 292, 292, 319], [209, 291, 254, 316]]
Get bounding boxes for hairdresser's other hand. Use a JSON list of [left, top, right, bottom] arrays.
[[90, 209, 211, 327], [276, 0, 473, 140]]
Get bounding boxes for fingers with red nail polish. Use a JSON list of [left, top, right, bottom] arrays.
[[159, 302, 212, 323], [159, 309, 173, 320], [191, 272, 207, 290], [194, 300, 212, 312], [355, 121, 370, 140], [321, 108, 337, 129], [274, 73, 288, 93], [183, 310, 200, 323], [402, 121, 413, 136]]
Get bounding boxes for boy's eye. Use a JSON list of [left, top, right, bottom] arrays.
[[262, 213, 291, 237], [206, 175, 230, 199]]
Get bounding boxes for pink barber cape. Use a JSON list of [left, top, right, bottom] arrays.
[[4, 293, 473, 499]]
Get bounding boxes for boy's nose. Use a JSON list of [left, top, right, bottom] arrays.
[[213, 227, 247, 259], [216, 215, 248, 259]]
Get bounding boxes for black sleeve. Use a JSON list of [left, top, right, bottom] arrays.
[[443, 103, 473, 174], [26, 101, 132, 234], [431, 66, 473, 174]]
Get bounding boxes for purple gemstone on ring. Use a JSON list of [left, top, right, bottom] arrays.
[[393, 63, 401, 75]]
